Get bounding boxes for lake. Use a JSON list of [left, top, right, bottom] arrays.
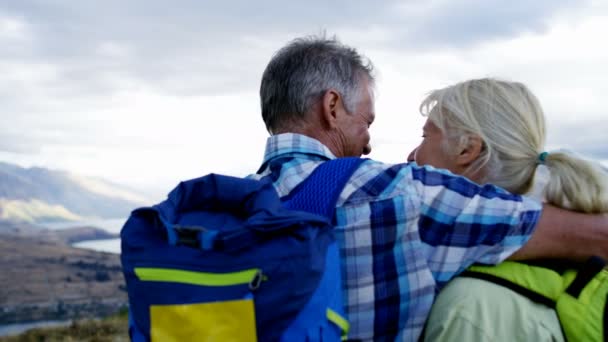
[[72, 238, 121, 254], [0, 320, 72, 337], [40, 218, 126, 254]]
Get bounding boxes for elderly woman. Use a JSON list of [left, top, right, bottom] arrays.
[[407, 78, 608, 341]]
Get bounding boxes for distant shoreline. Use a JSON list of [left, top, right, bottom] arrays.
[[39, 218, 126, 234], [0, 319, 72, 337], [72, 238, 121, 254]]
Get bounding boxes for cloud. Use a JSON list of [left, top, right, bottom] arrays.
[[2, 0, 589, 96], [0, 0, 593, 114], [548, 119, 608, 159], [0, 134, 41, 154], [392, 0, 589, 49], [0, 1, 400, 98], [0, 0, 606, 190]]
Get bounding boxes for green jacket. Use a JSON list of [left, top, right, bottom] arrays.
[[462, 257, 607, 342]]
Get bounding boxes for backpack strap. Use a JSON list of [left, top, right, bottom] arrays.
[[282, 157, 367, 218], [461, 261, 563, 307], [460, 268, 557, 308], [604, 293, 608, 342], [565, 256, 606, 298], [462, 256, 607, 305]]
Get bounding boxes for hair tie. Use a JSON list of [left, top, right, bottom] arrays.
[[538, 151, 549, 164]]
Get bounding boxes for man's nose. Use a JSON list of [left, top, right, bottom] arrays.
[[362, 143, 372, 155], [407, 148, 417, 162]]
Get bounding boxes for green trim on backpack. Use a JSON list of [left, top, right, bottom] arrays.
[[462, 257, 608, 342]]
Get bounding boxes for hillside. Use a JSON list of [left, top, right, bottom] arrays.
[[0, 220, 119, 244], [0, 228, 126, 325], [0, 162, 150, 223], [0, 162, 140, 327], [0, 313, 129, 341]]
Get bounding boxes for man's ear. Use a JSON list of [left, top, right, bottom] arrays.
[[455, 135, 484, 167], [320, 89, 343, 129]]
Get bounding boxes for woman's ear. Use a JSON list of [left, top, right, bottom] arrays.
[[455, 135, 483, 168]]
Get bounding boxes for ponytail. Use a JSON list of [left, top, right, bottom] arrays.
[[543, 151, 608, 213]]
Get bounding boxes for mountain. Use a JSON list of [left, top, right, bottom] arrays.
[[0, 161, 151, 224], [0, 220, 119, 244]]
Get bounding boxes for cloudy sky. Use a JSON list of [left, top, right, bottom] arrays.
[[1, 0, 607, 200]]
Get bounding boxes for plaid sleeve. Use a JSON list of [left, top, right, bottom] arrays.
[[409, 164, 542, 286]]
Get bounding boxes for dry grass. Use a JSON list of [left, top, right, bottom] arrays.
[[0, 312, 129, 342]]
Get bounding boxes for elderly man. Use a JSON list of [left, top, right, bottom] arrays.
[[251, 35, 608, 341]]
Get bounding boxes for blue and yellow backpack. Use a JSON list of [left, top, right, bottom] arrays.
[[120, 158, 365, 341]]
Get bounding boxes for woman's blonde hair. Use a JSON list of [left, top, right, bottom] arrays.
[[420, 77, 608, 213]]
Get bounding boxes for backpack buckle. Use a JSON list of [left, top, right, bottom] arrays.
[[172, 225, 218, 250]]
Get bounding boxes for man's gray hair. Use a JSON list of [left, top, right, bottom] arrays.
[[260, 34, 375, 134]]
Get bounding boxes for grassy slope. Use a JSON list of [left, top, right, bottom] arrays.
[[0, 234, 127, 324], [0, 311, 129, 342]]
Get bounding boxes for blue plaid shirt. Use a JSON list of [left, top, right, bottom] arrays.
[[251, 133, 542, 341]]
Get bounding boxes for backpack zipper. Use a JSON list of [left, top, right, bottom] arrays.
[[135, 267, 265, 289]]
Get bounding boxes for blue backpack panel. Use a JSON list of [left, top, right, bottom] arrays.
[[121, 158, 365, 341]]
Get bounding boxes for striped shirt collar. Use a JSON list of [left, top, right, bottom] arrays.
[[260, 133, 337, 168]]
